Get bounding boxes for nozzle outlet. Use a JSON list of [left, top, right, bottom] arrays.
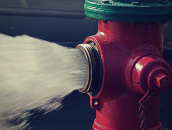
[[76, 43, 102, 96]]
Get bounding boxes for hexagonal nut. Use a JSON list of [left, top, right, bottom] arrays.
[[154, 73, 171, 88]]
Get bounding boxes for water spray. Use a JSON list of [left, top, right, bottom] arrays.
[[0, 34, 88, 129], [76, 0, 172, 130]]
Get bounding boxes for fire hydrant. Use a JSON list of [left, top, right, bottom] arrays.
[[76, 0, 172, 130]]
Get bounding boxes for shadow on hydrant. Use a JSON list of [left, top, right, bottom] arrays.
[[75, 0, 172, 130]]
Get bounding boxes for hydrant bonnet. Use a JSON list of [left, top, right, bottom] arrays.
[[85, 0, 172, 22]]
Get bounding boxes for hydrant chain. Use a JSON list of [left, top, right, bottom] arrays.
[[139, 89, 156, 130], [139, 105, 146, 130]]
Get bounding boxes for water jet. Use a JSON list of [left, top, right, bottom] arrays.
[[0, 34, 88, 130]]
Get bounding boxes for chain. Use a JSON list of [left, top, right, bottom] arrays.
[[139, 103, 145, 130], [139, 89, 155, 130]]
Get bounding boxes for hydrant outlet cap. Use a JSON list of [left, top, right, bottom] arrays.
[[85, 0, 172, 22], [132, 55, 172, 95]]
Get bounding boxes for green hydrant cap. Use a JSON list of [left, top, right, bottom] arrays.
[[84, 0, 172, 22]]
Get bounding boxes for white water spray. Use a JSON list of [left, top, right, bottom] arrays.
[[0, 34, 88, 130]]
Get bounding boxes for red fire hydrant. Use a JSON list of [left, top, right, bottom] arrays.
[[76, 0, 172, 130]]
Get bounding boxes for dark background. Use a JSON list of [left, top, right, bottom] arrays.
[[0, 0, 171, 130]]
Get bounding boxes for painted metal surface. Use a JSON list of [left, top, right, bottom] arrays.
[[83, 20, 172, 130], [84, 0, 172, 22]]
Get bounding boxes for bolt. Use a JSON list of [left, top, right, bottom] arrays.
[[94, 101, 98, 105], [154, 73, 170, 88], [102, 0, 109, 4], [132, 2, 140, 5]]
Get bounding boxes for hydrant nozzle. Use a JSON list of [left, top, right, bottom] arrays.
[[76, 43, 103, 96]]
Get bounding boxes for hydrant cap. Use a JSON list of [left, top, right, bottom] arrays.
[[84, 0, 172, 22]]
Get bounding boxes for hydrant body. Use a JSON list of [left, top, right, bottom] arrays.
[[77, 0, 172, 130], [82, 21, 172, 130]]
